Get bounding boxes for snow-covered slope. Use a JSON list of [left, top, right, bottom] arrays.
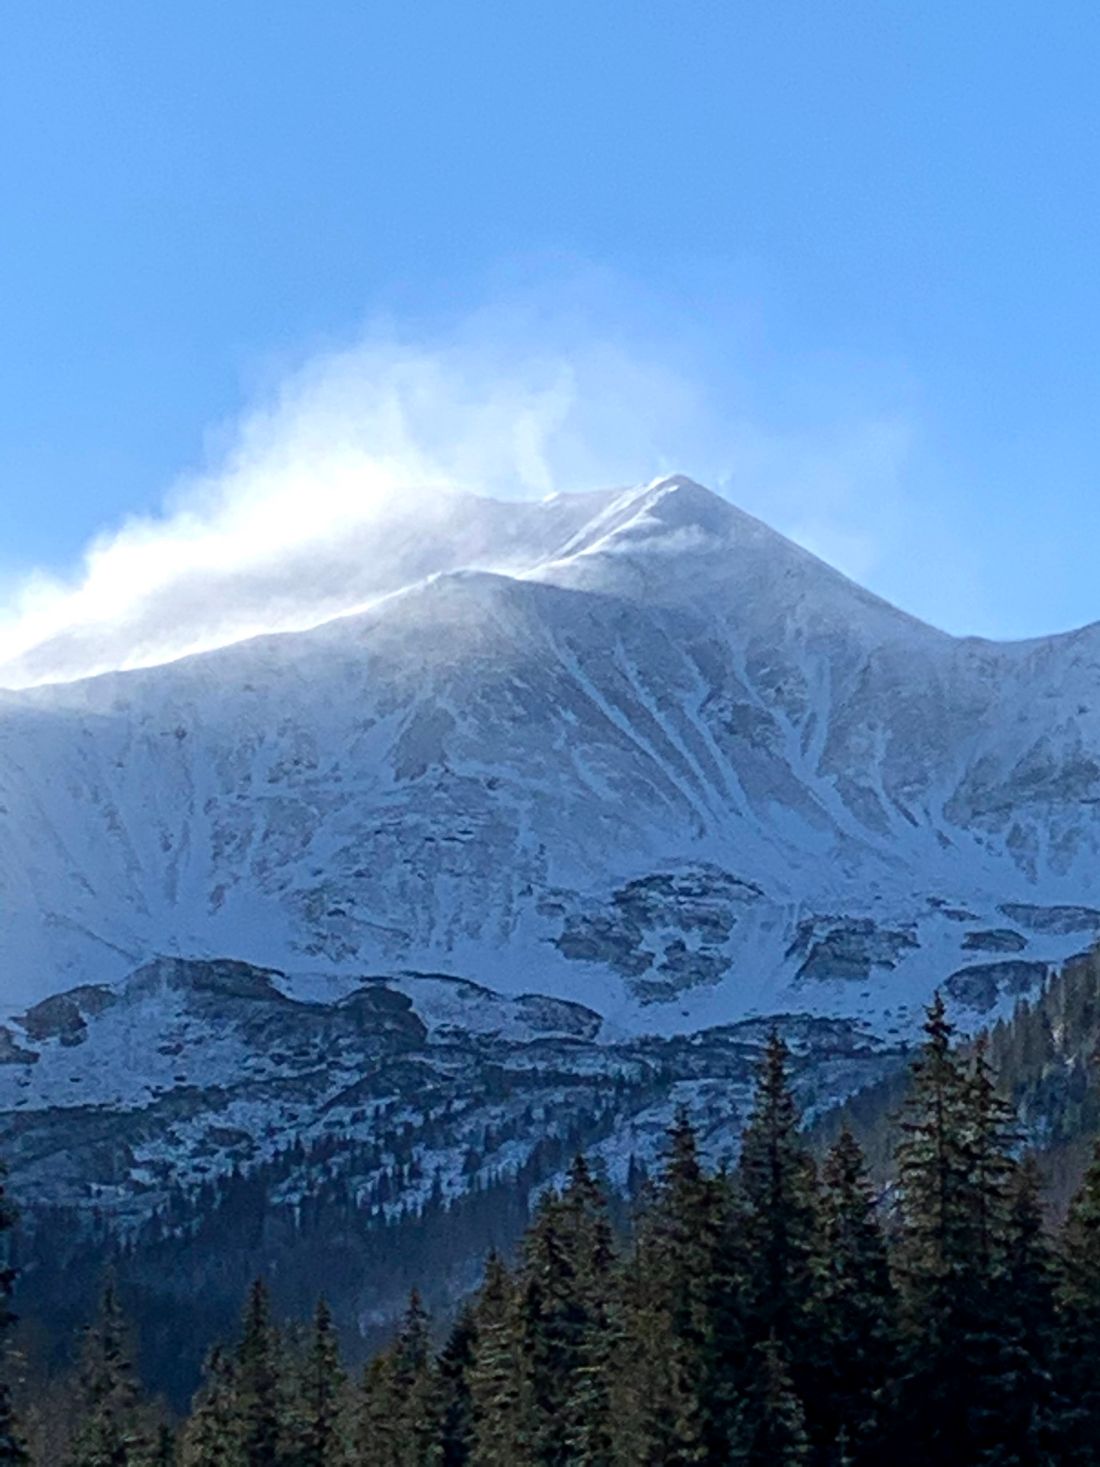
[[4, 475, 1100, 1040]]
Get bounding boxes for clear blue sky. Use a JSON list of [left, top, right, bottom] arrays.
[[4, 2, 1100, 639]]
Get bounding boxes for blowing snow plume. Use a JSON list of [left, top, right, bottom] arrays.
[[0, 309, 919, 689], [0, 329, 713, 689]]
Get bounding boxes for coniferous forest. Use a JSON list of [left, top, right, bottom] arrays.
[[8, 997, 1100, 1464]]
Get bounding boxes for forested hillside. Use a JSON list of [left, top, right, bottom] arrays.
[[7, 998, 1100, 1463], [817, 945, 1100, 1208]]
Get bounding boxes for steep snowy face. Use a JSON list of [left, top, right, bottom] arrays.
[[3, 476, 1100, 1033]]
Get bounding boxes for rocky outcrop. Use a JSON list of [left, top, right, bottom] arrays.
[[962, 929, 1028, 953], [944, 960, 1050, 1013], [788, 918, 919, 984], [555, 865, 764, 1001]]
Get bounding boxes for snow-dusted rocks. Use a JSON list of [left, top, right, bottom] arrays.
[[0, 958, 903, 1215]]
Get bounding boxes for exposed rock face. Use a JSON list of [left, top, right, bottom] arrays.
[[944, 960, 1050, 1013], [962, 929, 1028, 954], [787, 918, 919, 985], [555, 865, 764, 1000], [998, 903, 1100, 935]]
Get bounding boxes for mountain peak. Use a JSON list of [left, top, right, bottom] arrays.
[[625, 474, 737, 534]]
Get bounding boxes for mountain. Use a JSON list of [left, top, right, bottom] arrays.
[[5, 476, 1100, 1022], [5, 474, 1100, 1235]]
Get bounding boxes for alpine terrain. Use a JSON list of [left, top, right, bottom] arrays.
[[3, 475, 1100, 1241]]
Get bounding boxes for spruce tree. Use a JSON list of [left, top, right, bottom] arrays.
[[516, 1160, 615, 1466], [438, 1308, 476, 1467], [610, 1111, 731, 1465], [467, 1253, 529, 1467], [234, 1280, 282, 1467], [389, 1291, 440, 1467], [559, 1155, 615, 1466], [992, 1157, 1059, 1466], [815, 1129, 894, 1464], [1057, 1140, 1100, 1463], [354, 1353, 400, 1467], [737, 1032, 820, 1427], [892, 998, 1020, 1466], [64, 1279, 149, 1467], [181, 1346, 239, 1467], [954, 1036, 1026, 1465], [0, 1165, 26, 1466], [730, 1336, 810, 1467], [287, 1298, 346, 1467]]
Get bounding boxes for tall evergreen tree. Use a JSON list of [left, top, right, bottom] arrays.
[[467, 1253, 529, 1467], [64, 1279, 149, 1467], [286, 1297, 346, 1467], [181, 1347, 239, 1467], [737, 1032, 820, 1427], [234, 1280, 282, 1467], [730, 1337, 810, 1467], [815, 1129, 894, 1464], [991, 1156, 1060, 1467], [438, 1308, 476, 1467], [1057, 1140, 1100, 1464], [0, 1165, 26, 1466], [388, 1291, 440, 1467], [892, 998, 1021, 1466], [353, 1353, 400, 1467], [610, 1111, 734, 1465], [516, 1159, 615, 1466]]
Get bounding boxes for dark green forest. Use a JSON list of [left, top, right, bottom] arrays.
[[7, 993, 1100, 1464]]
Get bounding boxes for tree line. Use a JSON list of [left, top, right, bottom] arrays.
[[7, 995, 1100, 1463]]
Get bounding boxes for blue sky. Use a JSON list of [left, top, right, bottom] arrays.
[[3, 2, 1100, 647]]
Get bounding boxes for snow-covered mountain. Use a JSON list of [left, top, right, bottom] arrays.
[[4, 474, 1100, 1215], [5, 476, 1100, 1022]]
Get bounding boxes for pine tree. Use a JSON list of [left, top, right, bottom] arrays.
[[181, 1347, 239, 1467], [286, 1298, 346, 1467], [737, 1032, 820, 1428], [990, 1156, 1060, 1467], [438, 1308, 476, 1467], [0, 1165, 26, 1466], [353, 1353, 400, 1467], [815, 1129, 894, 1464], [610, 1111, 733, 1465], [730, 1336, 810, 1467], [1057, 1140, 1100, 1464], [234, 1280, 282, 1467], [64, 1279, 150, 1467], [892, 998, 1021, 1466], [468, 1253, 529, 1467], [516, 1159, 615, 1466]]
